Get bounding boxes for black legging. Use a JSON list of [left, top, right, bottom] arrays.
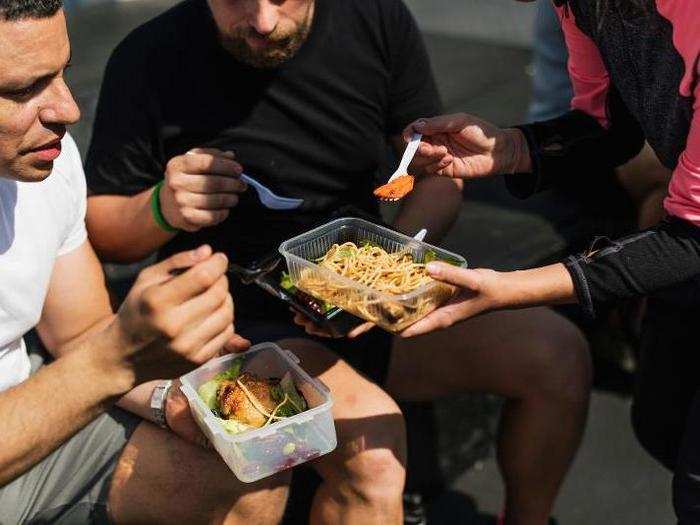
[[631, 291, 700, 524]]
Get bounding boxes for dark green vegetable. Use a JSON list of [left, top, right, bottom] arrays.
[[424, 250, 461, 266], [280, 272, 296, 292], [214, 358, 243, 382], [269, 374, 307, 417]]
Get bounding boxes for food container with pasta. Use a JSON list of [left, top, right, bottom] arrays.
[[180, 343, 337, 482], [278, 217, 468, 333]]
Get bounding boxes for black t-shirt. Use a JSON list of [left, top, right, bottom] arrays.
[[86, 0, 440, 318]]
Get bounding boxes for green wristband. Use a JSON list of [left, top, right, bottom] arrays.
[[151, 181, 180, 233]]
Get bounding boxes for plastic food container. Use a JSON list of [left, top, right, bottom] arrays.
[[180, 343, 337, 482], [279, 217, 468, 333]]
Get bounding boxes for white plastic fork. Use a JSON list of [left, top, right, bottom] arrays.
[[240, 173, 304, 210], [184, 150, 304, 210], [380, 132, 423, 202], [395, 228, 428, 259]]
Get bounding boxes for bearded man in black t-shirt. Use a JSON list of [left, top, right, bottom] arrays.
[[86, 1, 591, 522]]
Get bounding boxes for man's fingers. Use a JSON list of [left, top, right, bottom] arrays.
[[414, 113, 471, 135], [292, 312, 332, 338], [183, 152, 242, 176], [155, 252, 228, 305], [193, 324, 236, 363], [222, 333, 252, 354], [180, 207, 230, 228], [174, 191, 240, 210], [138, 245, 212, 285], [416, 142, 447, 160], [179, 295, 234, 360], [347, 322, 375, 339], [174, 173, 246, 194], [422, 155, 454, 176], [167, 275, 229, 329], [188, 147, 236, 159], [425, 262, 482, 290]]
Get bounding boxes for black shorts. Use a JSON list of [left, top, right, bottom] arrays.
[[632, 286, 700, 523], [235, 315, 393, 386]]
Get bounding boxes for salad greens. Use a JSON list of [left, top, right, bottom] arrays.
[[214, 357, 243, 381], [280, 272, 336, 314], [424, 250, 462, 266]]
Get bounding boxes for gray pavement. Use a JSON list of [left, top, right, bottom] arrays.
[[64, 0, 674, 523]]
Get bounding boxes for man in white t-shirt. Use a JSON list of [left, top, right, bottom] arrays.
[[0, 2, 408, 523], [0, 2, 291, 522]]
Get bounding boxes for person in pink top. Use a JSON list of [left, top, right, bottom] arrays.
[[403, 0, 700, 522]]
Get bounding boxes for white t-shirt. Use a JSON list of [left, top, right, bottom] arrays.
[[0, 134, 87, 391]]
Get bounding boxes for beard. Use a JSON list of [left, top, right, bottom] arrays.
[[219, 8, 312, 68]]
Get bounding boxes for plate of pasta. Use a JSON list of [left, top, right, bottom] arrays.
[[279, 218, 467, 332]]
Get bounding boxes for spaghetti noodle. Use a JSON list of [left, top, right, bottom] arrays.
[[316, 242, 432, 293]]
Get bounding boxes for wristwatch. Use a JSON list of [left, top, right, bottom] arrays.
[[150, 380, 173, 429]]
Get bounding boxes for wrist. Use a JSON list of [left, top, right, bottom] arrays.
[[503, 128, 532, 174], [152, 182, 180, 233], [493, 264, 576, 310], [77, 324, 137, 399]]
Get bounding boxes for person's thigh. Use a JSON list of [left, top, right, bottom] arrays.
[[673, 391, 700, 524], [276, 338, 406, 485], [385, 307, 590, 402], [109, 422, 291, 524]]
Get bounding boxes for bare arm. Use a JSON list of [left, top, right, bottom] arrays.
[[0, 325, 134, 484], [87, 189, 175, 263], [1, 242, 134, 483], [389, 135, 464, 243], [0, 242, 235, 482], [402, 262, 576, 337]]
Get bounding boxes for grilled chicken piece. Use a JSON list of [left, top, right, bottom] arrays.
[[217, 372, 278, 428]]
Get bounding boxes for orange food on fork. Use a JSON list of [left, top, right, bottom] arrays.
[[373, 174, 415, 201]]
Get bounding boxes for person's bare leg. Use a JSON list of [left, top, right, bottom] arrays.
[[279, 338, 406, 525], [386, 308, 591, 525], [109, 423, 291, 524]]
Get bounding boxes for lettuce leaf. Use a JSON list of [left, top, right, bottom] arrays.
[[214, 358, 243, 382], [197, 379, 220, 411]]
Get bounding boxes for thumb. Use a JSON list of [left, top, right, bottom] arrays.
[[414, 114, 469, 135], [426, 262, 482, 290], [187, 147, 236, 159], [139, 245, 213, 286], [223, 333, 251, 354]]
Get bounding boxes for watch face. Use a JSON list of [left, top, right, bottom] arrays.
[[151, 382, 173, 428]]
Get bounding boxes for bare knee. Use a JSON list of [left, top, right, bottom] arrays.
[[342, 445, 407, 504], [523, 318, 592, 406], [318, 391, 406, 505]]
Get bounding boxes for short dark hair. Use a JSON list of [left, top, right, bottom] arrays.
[[0, 0, 62, 21]]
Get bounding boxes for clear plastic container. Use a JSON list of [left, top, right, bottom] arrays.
[[279, 217, 468, 333], [180, 343, 337, 483]]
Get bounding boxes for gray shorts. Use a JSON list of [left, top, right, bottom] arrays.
[[0, 407, 141, 524], [0, 338, 142, 524]]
